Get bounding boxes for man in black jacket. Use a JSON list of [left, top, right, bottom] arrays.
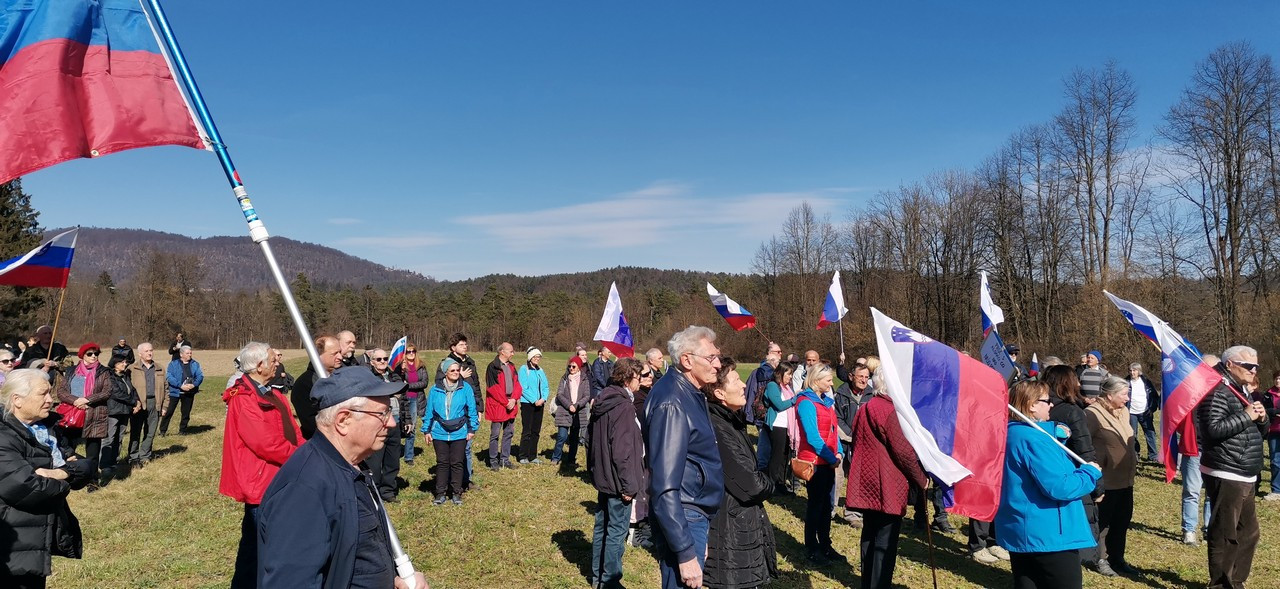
[[589, 358, 645, 589], [291, 336, 342, 440], [1196, 346, 1267, 589]]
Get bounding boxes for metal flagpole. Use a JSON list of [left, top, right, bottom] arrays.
[[140, 3, 418, 587], [1008, 404, 1086, 464], [837, 319, 846, 359], [140, 0, 324, 377]]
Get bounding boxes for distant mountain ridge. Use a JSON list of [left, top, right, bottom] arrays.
[[50, 227, 431, 289]]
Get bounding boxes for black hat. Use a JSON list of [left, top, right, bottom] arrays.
[[1006, 344, 1020, 354], [310, 365, 406, 411]]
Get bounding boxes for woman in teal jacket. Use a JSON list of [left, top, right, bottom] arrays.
[[517, 348, 550, 464], [423, 359, 478, 505], [996, 380, 1103, 589], [762, 361, 799, 491]]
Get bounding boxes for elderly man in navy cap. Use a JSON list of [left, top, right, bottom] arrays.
[[256, 366, 427, 589]]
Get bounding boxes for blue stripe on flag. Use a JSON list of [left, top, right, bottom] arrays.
[[911, 342, 960, 455]]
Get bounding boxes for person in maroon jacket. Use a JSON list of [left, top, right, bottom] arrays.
[[845, 368, 928, 589]]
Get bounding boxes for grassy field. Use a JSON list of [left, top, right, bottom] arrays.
[[50, 350, 1280, 588]]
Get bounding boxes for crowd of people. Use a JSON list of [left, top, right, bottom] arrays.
[[0, 321, 1276, 589]]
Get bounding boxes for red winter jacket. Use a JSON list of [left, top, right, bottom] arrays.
[[845, 395, 927, 516], [486, 361, 523, 422], [220, 375, 301, 504]]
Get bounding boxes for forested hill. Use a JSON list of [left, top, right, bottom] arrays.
[[51, 227, 429, 288]]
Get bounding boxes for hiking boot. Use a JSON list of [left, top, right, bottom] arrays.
[[971, 548, 999, 564]]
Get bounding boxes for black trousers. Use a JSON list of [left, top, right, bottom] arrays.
[[767, 425, 791, 487], [859, 509, 904, 589], [805, 465, 836, 551], [967, 518, 994, 552], [0, 571, 45, 589], [1009, 549, 1081, 589], [1097, 486, 1134, 566], [518, 403, 544, 461], [433, 438, 467, 497], [1079, 494, 1101, 565], [1205, 474, 1260, 589], [369, 425, 402, 499], [159, 394, 195, 433], [230, 503, 259, 589]]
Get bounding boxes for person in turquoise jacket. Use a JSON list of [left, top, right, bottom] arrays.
[[517, 347, 550, 464], [996, 380, 1103, 589], [423, 358, 478, 504], [762, 361, 800, 492]]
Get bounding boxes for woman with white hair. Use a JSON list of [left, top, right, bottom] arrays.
[[1085, 375, 1138, 576], [0, 369, 92, 587]]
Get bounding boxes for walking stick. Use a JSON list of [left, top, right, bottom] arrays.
[[924, 516, 940, 589]]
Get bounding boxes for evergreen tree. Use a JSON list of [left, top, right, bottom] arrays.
[[0, 179, 44, 338]]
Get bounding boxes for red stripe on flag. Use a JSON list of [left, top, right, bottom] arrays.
[[948, 355, 1009, 521], [600, 341, 634, 358], [1160, 363, 1221, 482], [724, 315, 756, 331], [0, 265, 71, 288], [0, 39, 204, 184]]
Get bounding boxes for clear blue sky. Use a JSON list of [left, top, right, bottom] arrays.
[[23, 1, 1280, 280]]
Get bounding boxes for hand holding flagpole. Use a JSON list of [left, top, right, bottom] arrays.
[[1006, 403, 1086, 464]]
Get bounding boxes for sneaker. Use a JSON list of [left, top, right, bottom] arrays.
[[1092, 559, 1119, 577], [1182, 531, 1198, 545], [518, 459, 530, 464], [531, 458, 543, 464], [1264, 493, 1280, 501], [489, 464, 501, 472], [986, 545, 1010, 560], [432, 496, 447, 505], [550, 458, 560, 465], [451, 496, 463, 505], [971, 548, 999, 564], [405, 459, 415, 466]]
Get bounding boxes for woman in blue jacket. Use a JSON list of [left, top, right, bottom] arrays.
[[996, 380, 1103, 589], [423, 358, 478, 505]]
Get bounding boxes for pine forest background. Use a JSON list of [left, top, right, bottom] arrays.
[[5, 43, 1280, 372]]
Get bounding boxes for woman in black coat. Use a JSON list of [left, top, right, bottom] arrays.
[[1042, 364, 1111, 576], [0, 369, 93, 588], [702, 358, 778, 589]]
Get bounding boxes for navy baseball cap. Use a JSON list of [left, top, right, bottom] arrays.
[[311, 366, 406, 411]]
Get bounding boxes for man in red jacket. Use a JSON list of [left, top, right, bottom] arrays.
[[486, 342, 523, 470], [220, 342, 302, 589]]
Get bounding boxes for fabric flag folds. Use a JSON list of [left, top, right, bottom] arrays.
[[872, 307, 1008, 520], [593, 282, 634, 358], [706, 282, 755, 331], [1029, 353, 1040, 378], [0, 227, 78, 288], [815, 271, 848, 329], [1103, 290, 1222, 482], [0, 0, 211, 184], [388, 336, 407, 371], [979, 270, 1004, 336]]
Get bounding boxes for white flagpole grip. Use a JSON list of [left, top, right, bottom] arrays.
[[1007, 404, 1087, 464]]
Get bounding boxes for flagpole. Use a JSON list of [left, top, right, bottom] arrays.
[[837, 319, 846, 359], [1008, 404, 1086, 464], [142, 0, 323, 378], [752, 326, 772, 344], [44, 286, 68, 363]]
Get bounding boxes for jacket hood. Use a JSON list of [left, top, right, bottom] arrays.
[[222, 374, 255, 404], [593, 385, 633, 416]]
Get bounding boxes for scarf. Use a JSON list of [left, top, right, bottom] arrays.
[[24, 422, 65, 467], [568, 372, 582, 403], [75, 361, 98, 398]]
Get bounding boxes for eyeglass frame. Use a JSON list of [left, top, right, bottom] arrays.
[[348, 407, 395, 422]]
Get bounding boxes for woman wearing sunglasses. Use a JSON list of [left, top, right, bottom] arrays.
[[55, 343, 110, 482], [0, 349, 15, 387], [395, 344, 429, 466]]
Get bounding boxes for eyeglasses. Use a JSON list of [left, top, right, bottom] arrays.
[[640, 372, 654, 378], [685, 352, 721, 364], [349, 407, 394, 422], [372, 357, 388, 362], [84, 351, 99, 357], [1035, 398, 1052, 406], [1233, 361, 1259, 373], [406, 351, 416, 355], [0, 359, 12, 365]]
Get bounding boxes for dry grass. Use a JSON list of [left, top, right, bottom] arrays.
[[48, 350, 1280, 588]]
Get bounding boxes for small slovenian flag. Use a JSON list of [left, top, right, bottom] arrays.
[[706, 282, 756, 331], [388, 336, 408, 370], [815, 271, 848, 329], [979, 270, 1004, 337], [1029, 353, 1040, 378], [873, 307, 1008, 520], [1104, 290, 1222, 482], [0, 227, 78, 288], [593, 282, 635, 358]]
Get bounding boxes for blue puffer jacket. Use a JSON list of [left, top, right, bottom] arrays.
[[644, 370, 725, 563], [422, 382, 478, 442], [995, 420, 1102, 554], [165, 359, 204, 397]]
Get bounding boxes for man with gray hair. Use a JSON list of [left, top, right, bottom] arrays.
[[160, 345, 203, 435], [1196, 346, 1266, 588], [645, 348, 667, 380], [127, 342, 165, 467], [646, 326, 725, 589], [257, 366, 425, 589], [1126, 362, 1160, 463], [338, 330, 361, 367]]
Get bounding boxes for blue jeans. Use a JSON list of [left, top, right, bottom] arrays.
[[553, 422, 581, 464], [655, 508, 709, 589], [465, 438, 474, 483], [755, 423, 771, 471], [1269, 437, 1280, 494], [1130, 412, 1159, 461], [403, 396, 418, 462], [1181, 454, 1211, 533], [591, 494, 632, 586]]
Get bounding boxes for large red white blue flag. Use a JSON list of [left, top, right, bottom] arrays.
[[872, 307, 1007, 520], [815, 271, 848, 329], [1103, 291, 1222, 482], [979, 270, 1004, 336], [0, 227, 78, 288], [0, 0, 211, 184], [593, 282, 634, 358], [706, 282, 755, 331]]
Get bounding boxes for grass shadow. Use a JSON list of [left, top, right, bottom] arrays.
[[580, 499, 598, 515], [897, 524, 1008, 588], [1117, 563, 1199, 589], [771, 523, 860, 587], [179, 424, 215, 435], [1129, 520, 1182, 542], [551, 529, 593, 584], [151, 444, 188, 460]]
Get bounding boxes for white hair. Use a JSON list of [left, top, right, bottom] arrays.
[[667, 326, 716, 364], [0, 349, 13, 362], [180, 345, 193, 354], [871, 367, 888, 394], [1222, 346, 1257, 363], [1, 369, 50, 416], [1129, 362, 1143, 373], [645, 348, 664, 362], [315, 396, 365, 428], [1041, 355, 1064, 368], [237, 342, 272, 374]]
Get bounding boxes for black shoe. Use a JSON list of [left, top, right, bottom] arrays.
[[806, 551, 829, 566], [489, 463, 501, 472], [930, 521, 957, 534], [1111, 561, 1137, 575], [503, 461, 518, 469], [823, 547, 847, 562], [382, 495, 398, 504]]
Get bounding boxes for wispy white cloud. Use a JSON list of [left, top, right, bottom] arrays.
[[327, 217, 364, 226], [337, 235, 445, 249], [455, 181, 842, 252]]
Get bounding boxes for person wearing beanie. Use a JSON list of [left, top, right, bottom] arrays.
[[517, 347, 549, 464], [553, 355, 591, 467], [1077, 350, 1109, 398]]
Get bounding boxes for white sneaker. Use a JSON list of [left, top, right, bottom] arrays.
[[1264, 493, 1280, 502], [1182, 531, 1197, 545], [987, 545, 1011, 560], [971, 548, 999, 564]]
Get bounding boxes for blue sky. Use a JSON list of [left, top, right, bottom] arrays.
[[23, 2, 1280, 280]]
